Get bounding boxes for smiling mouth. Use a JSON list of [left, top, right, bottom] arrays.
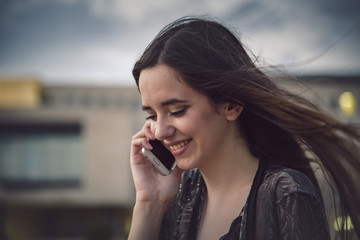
[[169, 140, 190, 151]]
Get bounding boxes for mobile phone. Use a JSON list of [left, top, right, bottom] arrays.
[[141, 139, 176, 175]]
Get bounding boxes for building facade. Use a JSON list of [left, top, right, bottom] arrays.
[[0, 81, 144, 239]]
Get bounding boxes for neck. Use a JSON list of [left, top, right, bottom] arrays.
[[195, 125, 260, 240], [199, 135, 259, 201]]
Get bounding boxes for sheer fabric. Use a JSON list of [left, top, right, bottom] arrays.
[[159, 162, 330, 240]]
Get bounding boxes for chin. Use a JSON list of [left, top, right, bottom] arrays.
[[175, 158, 198, 171]]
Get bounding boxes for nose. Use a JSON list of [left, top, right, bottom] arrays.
[[153, 117, 175, 141]]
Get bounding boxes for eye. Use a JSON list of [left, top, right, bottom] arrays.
[[170, 107, 188, 117], [145, 114, 157, 121]]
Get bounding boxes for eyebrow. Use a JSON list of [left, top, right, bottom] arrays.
[[142, 98, 189, 111]]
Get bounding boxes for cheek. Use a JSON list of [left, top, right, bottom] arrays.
[[182, 123, 207, 144], [198, 116, 227, 141], [173, 118, 196, 135]]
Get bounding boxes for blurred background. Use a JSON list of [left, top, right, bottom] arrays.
[[0, 0, 359, 239]]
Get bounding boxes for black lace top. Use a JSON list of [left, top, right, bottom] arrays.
[[159, 161, 330, 240]]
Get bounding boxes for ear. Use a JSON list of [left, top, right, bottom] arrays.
[[220, 102, 244, 121]]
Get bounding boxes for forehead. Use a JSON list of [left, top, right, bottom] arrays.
[[139, 65, 194, 104]]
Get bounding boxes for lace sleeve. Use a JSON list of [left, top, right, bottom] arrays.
[[276, 192, 330, 240]]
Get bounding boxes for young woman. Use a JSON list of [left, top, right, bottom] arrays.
[[129, 17, 360, 240]]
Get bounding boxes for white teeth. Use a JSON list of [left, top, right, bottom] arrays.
[[170, 140, 189, 151]]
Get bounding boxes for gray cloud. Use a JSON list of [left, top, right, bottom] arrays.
[[0, 0, 359, 85]]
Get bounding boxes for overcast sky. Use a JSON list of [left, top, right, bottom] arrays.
[[0, 0, 359, 86]]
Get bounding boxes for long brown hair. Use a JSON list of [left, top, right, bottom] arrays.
[[133, 16, 360, 239]]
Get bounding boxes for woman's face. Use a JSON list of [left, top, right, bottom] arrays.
[[139, 64, 235, 170]]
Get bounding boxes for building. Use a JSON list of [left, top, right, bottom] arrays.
[[0, 79, 144, 239], [0, 76, 358, 239]]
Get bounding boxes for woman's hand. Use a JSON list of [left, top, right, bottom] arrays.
[[130, 120, 183, 204], [129, 121, 183, 240]]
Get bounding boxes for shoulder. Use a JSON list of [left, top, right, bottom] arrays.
[[254, 163, 330, 239], [261, 163, 321, 202], [261, 164, 330, 239]]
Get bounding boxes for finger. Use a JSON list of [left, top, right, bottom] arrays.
[[132, 126, 152, 145], [131, 137, 152, 157], [140, 138, 153, 150], [142, 121, 156, 140]]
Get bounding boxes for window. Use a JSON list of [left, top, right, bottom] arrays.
[[0, 123, 83, 190]]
